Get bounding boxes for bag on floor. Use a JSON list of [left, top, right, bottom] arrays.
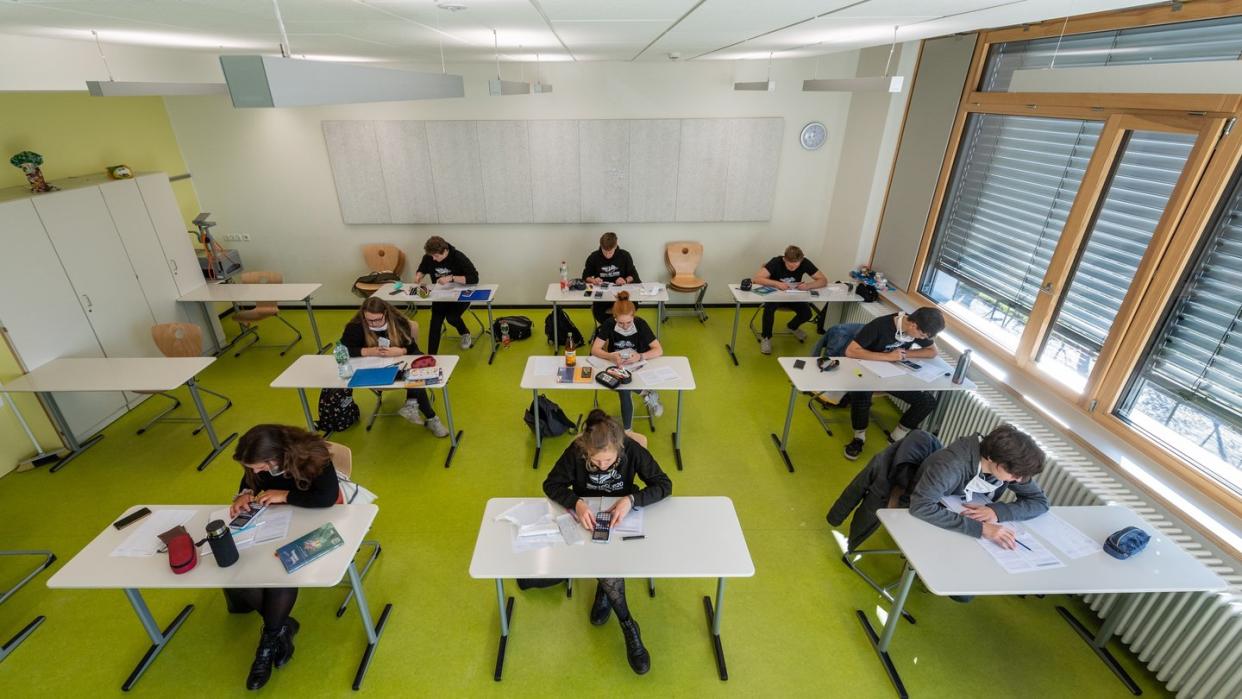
[[543, 308, 584, 347], [317, 388, 359, 433], [493, 315, 533, 341], [524, 395, 577, 437]]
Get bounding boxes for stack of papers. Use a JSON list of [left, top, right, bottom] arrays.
[[497, 502, 563, 552], [636, 366, 679, 386], [1024, 512, 1102, 559], [111, 509, 196, 557], [977, 526, 1066, 573], [198, 507, 294, 557]]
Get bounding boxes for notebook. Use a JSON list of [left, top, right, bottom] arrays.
[[458, 288, 491, 302], [275, 522, 344, 574], [347, 365, 400, 388]]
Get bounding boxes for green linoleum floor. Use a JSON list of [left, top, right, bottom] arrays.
[[0, 307, 1170, 698]]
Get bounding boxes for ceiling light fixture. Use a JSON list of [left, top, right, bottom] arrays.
[[734, 51, 776, 91], [85, 29, 227, 96], [802, 24, 904, 93], [489, 29, 531, 95]]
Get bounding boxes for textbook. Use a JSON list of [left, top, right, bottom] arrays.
[[557, 366, 594, 383], [275, 522, 344, 574], [458, 288, 491, 302]]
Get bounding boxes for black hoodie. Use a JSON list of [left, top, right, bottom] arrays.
[[416, 245, 479, 284], [543, 437, 672, 510]]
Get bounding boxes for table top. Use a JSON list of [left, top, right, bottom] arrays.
[[177, 283, 322, 303], [777, 356, 976, 393], [520, 355, 695, 391], [271, 354, 460, 390], [878, 506, 1228, 596], [370, 282, 500, 304], [469, 497, 753, 579], [728, 282, 857, 304], [48, 504, 378, 590], [545, 282, 670, 304], [1, 357, 215, 393]]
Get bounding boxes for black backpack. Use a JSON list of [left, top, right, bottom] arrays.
[[493, 315, 533, 341], [524, 395, 578, 437], [351, 271, 402, 297], [316, 388, 359, 433], [544, 308, 584, 347]]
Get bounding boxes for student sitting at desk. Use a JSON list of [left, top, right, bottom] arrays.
[[591, 291, 664, 426], [414, 235, 480, 353], [543, 409, 673, 675], [842, 307, 945, 460], [753, 245, 828, 355], [340, 297, 449, 438], [226, 424, 341, 690], [583, 231, 640, 324]]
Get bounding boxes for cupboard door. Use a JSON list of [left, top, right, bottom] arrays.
[[99, 179, 188, 326], [135, 174, 204, 296]]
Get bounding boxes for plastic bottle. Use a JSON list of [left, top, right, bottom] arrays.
[[334, 342, 354, 378], [559, 260, 569, 291], [500, 319, 511, 348], [952, 349, 972, 385]]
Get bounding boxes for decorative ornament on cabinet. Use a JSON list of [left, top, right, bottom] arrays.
[[9, 151, 58, 192]]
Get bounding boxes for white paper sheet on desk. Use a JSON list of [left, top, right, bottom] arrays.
[[612, 507, 645, 536], [198, 507, 294, 556], [557, 513, 589, 546], [111, 509, 195, 557], [639, 283, 664, 296], [977, 524, 1065, 573], [859, 360, 906, 379], [1024, 512, 1102, 559], [637, 366, 679, 386], [430, 289, 459, 300], [911, 357, 952, 383]]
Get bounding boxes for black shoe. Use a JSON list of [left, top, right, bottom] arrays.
[[274, 619, 297, 669], [619, 618, 650, 675], [246, 627, 281, 690], [590, 584, 612, 626], [844, 438, 865, 460]]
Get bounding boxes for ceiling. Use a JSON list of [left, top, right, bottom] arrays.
[[0, 0, 1154, 64]]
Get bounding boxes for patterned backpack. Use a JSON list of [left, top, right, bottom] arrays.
[[316, 388, 359, 433]]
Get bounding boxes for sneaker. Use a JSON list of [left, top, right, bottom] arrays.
[[643, 391, 664, 418], [425, 416, 450, 438], [844, 438, 865, 460], [398, 400, 425, 425], [459, 332, 474, 350], [759, 337, 772, 354], [792, 328, 808, 342]]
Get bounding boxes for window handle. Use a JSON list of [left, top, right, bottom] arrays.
[[1039, 282, 1056, 296]]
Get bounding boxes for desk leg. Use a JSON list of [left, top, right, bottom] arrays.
[[441, 385, 463, 468], [725, 301, 741, 366], [494, 579, 515, 681], [43, 393, 103, 474], [655, 301, 664, 340], [297, 388, 317, 432], [1056, 596, 1142, 695], [347, 561, 392, 690], [0, 550, 56, 664], [769, 385, 798, 473], [551, 303, 560, 354], [486, 301, 498, 365], [121, 589, 192, 692], [531, 390, 542, 469], [187, 379, 237, 472], [197, 300, 224, 355], [673, 391, 685, 471], [0, 616, 44, 663], [305, 298, 330, 354], [702, 578, 729, 680], [856, 564, 916, 699]]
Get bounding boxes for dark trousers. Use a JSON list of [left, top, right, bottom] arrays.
[[427, 301, 469, 353], [223, 587, 299, 628], [403, 388, 435, 418], [848, 390, 938, 432], [761, 302, 813, 338]]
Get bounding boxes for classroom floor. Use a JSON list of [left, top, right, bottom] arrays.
[[0, 307, 1169, 698]]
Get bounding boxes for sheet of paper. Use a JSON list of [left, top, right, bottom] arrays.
[[639, 283, 664, 296], [912, 356, 953, 383], [636, 366, 679, 387], [612, 507, 645, 536], [557, 513, 589, 546], [977, 525, 1066, 573], [496, 501, 552, 528], [111, 509, 196, 557], [859, 360, 906, 379], [1024, 512, 1102, 559], [429, 289, 459, 300], [512, 531, 562, 553]]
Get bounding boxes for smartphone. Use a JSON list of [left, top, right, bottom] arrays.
[[593, 291, 603, 298], [583, 290, 592, 297], [810, 290, 820, 297], [592, 511, 612, 543], [793, 359, 806, 369], [228, 504, 267, 530], [113, 507, 152, 530]]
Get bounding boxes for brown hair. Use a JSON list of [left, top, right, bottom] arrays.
[[909, 307, 945, 338], [980, 424, 1045, 481], [611, 290, 636, 317], [424, 236, 449, 254], [352, 297, 415, 349], [600, 232, 618, 251], [574, 409, 626, 459], [783, 245, 804, 263], [233, 424, 332, 492]]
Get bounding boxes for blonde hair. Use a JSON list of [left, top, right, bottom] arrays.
[[353, 297, 415, 349], [611, 290, 636, 317]]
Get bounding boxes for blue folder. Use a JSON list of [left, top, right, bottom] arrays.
[[346, 366, 401, 388], [459, 288, 491, 302]]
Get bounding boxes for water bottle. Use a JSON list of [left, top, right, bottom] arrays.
[[205, 519, 239, 568], [559, 261, 569, 291], [334, 342, 354, 378], [500, 319, 511, 348], [952, 349, 972, 385]]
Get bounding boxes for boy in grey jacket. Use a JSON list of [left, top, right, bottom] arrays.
[[909, 424, 1048, 550]]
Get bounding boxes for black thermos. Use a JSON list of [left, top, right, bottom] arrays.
[[206, 519, 239, 567]]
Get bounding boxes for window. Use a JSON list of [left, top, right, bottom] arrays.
[[920, 114, 1102, 351], [1117, 168, 1242, 494]]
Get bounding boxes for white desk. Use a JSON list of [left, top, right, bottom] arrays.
[[519, 355, 695, 470], [177, 282, 328, 355], [545, 283, 670, 352], [370, 282, 501, 364], [271, 354, 464, 467], [469, 496, 753, 680], [862, 507, 1227, 698], [0, 357, 235, 473], [724, 283, 857, 365], [48, 504, 391, 690], [770, 356, 976, 472]]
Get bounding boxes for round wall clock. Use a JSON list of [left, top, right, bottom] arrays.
[[800, 122, 827, 150]]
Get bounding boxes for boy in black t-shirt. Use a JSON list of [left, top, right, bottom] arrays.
[[414, 235, 480, 354], [591, 292, 664, 428], [753, 245, 828, 354], [843, 307, 945, 460], [583, 231, 641, 324]]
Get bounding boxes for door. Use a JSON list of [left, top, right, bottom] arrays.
[[99, 179, 188, 326], [135, 174, 204, 296]]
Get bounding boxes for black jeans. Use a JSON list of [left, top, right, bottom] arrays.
[[761, 302, 813, 338], [427, 301, 470, 354], [848, 390, 938, 432]]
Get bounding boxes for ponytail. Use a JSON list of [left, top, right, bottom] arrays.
[[574, 409, 626, 457], [611, 290, 636, 317]]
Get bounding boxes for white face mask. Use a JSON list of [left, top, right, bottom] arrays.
[[894, 313, 914, 345], [369, 323, 388, 333], [614, 322, 637, 337], [963, 463, 1002, 502]]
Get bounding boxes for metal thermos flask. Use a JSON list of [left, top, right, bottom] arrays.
[[206, 519, 239, 567]]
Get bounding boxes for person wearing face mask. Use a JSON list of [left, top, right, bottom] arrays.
[[842, 306, 946, 460], [543, 409, 673, 675], [340, 297, 448, 438], [414, 235, 480, 353], [753, 245, 829, 354], [590, 291, 664, 428], [583, 231, 641, 324], [224, 424, 341, 689]]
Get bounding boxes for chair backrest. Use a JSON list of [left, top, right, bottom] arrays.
[[326, 440, 353, 479], [362, 244, 404, 275], [665, 242, 703, 277], [151, 323, 203, 358], [239, 271, 283, 310]]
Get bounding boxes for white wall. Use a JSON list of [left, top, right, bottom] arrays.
[[0, 32, 223, 90]]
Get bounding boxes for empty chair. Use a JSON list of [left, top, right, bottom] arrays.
[[664, 242, 708, 323], [136, 323, 232, 436], [326, 441, 382, 617], [232, 271, 303, 357], [352, 244, 405, 297]]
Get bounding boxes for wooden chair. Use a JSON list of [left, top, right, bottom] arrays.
[[353, 244, 405, 297], [232, 271, 302, 357], [136, 323, 232, 436], [664, 241, 708, 323], [326, 441, 383, 617]]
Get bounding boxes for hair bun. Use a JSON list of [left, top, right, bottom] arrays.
[[615, 290, 630, 302]]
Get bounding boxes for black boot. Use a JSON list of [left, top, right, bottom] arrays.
[[590, 583, 612, 626], [619, 618, 650, 675], [246, 627, 280, 690], [274, 618, 297, 669]]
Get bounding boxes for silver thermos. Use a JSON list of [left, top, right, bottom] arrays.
[[952, 349, 972, 385]]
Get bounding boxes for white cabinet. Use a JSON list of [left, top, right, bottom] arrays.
[[136, 174, 204, 297], [100, 179, 188, 325]]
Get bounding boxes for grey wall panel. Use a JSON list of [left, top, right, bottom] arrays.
[[374, 120, 438, 224], [323, 120, 391, 223], [724, 117, 784, 221], [425, 120, 486, 224], [628, 119, 680, 222], [476, 120, 533, 223], [529, 120, 580, 223], [675, 118, 730, 222], [579, 120, 629, 223]]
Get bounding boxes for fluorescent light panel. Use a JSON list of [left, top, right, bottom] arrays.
[[86, 81, 228, 97], [489, 79, 531, 96], [802, 76, 904, 93], [219, 55, 464, 108], [734, 80, 776, 91]]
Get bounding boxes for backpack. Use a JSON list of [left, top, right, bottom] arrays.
[[351, 271, 402, 297], [493, 315, 533, 341], [544, 308, 585, 348], [524, 395, 578, 437], [316, 388, 359, 433]]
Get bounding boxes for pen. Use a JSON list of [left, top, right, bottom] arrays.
[[622, 535, 645, 541], [1016, 539, 1032, 551]]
